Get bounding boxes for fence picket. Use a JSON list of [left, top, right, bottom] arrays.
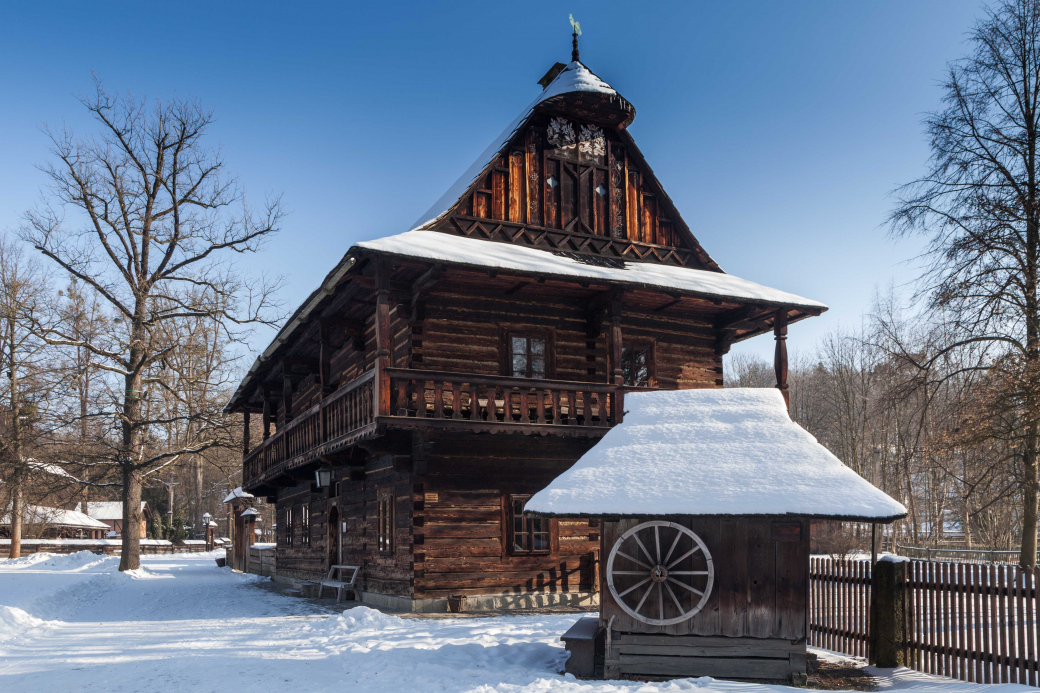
[[998, 566, 1006, 678], [973, 563, 983, 682], [1027, 566, 1035, 686], [988, 563, 998, 683], [956, 562, 965, 681]]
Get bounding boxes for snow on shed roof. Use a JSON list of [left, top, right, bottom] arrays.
[[410, 61, 619, 233], [525, 388, 907, 521], [83, 501, 146, 520], [1, 505, 109, 530], [359, 231, 826, 310], [223, 487, 254, 503]]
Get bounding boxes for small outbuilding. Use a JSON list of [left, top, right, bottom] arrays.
[[1, 504, 110, 539], [527, 388, 906, 682], [224, 488, 257, 572], [79, 501, 151, 538]]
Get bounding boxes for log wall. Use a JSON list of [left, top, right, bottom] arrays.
[[413, 432, 600, 599], [415, 276, 719, 389]]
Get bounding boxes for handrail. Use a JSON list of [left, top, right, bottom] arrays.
[[383, 367, 616, 391], [325, 368, 376, 403]]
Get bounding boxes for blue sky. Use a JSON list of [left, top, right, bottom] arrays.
[[0, 1, 989, 363]]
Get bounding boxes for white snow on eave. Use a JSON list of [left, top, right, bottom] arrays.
[[409, 61, 618, 233], [84, 501, 146, 520], [0, 505, 109, 530], [223, 487, 254, 503], [525, 388, 907, 520], [358, 230, 826, 309]]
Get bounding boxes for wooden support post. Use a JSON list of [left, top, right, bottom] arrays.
[[319, 319, 333, 397], [242, 411, 251, 458], [282, 371, 294, 422], [773, 309, 789, 409], [375, 259, 391, 418], [262, 397, 272, 440], [871, 557, 907, 668], [609, 294, 624, 424]]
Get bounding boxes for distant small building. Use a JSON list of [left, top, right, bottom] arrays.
[[1, 505, 110, 539], [78, 501, 151, 538]]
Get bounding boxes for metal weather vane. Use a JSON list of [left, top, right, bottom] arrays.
[[570, 14, 581, 62]]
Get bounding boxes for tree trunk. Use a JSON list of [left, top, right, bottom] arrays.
[[8, 316, 23, 559], [9, 473, 22, 559], [1022, 420, 1039, 567], [118, 307, 147, 571], [119, 465, 143, 571]]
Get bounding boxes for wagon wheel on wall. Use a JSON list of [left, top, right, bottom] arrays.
[[606, 521, 714, 626]]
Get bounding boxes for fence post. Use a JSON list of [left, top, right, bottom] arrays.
[[871, 557, 907, 668]]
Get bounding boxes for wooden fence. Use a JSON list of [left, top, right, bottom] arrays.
[[905, 561, 1039, 684], [898, 545, 1029, 566], [247, 545, 276, 577], [809, 557, 872, 658], [0, 540, 215, 558], [810, 557, 1040, 686]]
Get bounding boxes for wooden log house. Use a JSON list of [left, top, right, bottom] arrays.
[[224, 47, 828, 611]]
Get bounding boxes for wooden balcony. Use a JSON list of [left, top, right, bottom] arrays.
[[243, 366, 621, 491]]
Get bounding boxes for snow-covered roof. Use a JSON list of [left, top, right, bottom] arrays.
[[81, 501, 146, 520], [223, 487, 254, 503], [410, 61, 619, 232], [240, 508, 259, 517], [223, 61, 823, 412], [359, 231, 826, 310], [1, 505, 109, 530], [526, 388, 907, 521]]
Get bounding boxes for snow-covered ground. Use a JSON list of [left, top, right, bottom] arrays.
[[0, 551, 1032, 693]]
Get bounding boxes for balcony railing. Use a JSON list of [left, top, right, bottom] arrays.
[[385, 368, 618, 427], [244, 369, 377, 487], [243, 366, 622, 490]]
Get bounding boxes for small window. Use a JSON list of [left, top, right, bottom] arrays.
[[301, 504, 310, 545], [621, 345, 652, 387], [511, 495, 550, 554], [510, 335, 547, 379], [283, 507, 293, 546], [378, 494, 394, 554]]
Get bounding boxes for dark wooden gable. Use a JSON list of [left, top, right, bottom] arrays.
[[430, 84, 720, 271]]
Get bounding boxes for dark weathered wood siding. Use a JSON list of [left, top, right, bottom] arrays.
[[412, 432, 600, 598], [600, 517, 809, 639]]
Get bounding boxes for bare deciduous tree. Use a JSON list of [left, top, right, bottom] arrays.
[[890, 0, 1040, 566], [22, 80, 282, 570], [0, 236, 56, 558]]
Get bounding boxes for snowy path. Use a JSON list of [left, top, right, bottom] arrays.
[[1, 552, 1034, 693]]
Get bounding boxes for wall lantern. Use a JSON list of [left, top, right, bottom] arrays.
[[315, 467, 332, 489]]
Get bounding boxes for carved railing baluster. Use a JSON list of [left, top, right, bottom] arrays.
[[536, 387, 546, 424], [433, 379, 444, 419], [452, 381, 462, 420], [396, 377, 407, 416]]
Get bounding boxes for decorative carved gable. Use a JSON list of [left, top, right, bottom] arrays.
[[432, 112, 718, 271]]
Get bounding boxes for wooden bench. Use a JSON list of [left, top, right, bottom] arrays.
[[561, 616, 603, 679], [319, 564, 360, 603]]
